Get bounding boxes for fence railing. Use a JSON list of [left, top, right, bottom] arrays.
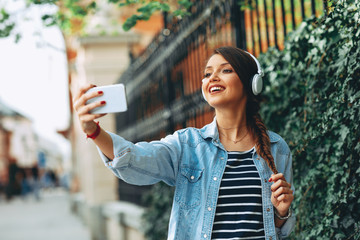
[[115, 0, 326, 205]]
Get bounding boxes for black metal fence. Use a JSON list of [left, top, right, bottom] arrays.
[[115, 0, 326, 206]]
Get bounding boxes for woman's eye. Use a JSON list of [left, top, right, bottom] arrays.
[[204, 73, 211, 77], [223, 69, 233, 73]]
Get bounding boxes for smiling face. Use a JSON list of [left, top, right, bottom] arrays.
[[202, 54, 247, 110]]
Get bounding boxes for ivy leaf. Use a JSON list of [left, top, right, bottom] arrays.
[[87, 1, 97, 10], [178, 0, 193, 9], [122, 14, 139, 31], [41, 14, 57, 27]]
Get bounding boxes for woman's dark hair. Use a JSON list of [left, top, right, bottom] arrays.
[[213, 46, 278, 174]]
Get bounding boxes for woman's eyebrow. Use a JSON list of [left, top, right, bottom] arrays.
[[205, 62, 231, 69]]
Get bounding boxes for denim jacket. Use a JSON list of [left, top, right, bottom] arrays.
[[98, 118, 296, 240]]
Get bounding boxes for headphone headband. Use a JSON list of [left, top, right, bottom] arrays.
[[245, 51, 264, 77]]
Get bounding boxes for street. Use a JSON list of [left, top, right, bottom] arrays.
[[0, 189, 91, 240]]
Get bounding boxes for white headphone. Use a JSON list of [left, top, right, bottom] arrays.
[[247, 51, 264, 96], [202, 51, 263, 101]]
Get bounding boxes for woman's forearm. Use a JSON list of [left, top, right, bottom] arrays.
[[92, 128, 114, 160]]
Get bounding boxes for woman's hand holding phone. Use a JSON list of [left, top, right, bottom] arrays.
[[73, 83, 127, 135], [73, 83, 117, 159], [73, 84, 108, 135]]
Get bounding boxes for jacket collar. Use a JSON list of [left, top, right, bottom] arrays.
[[268, 130, 280, 143], [199, 117, 219, 141], [199, 116, 280, 143]]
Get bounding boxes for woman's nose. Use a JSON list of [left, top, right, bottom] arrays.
[[209, 73, 220, 82]]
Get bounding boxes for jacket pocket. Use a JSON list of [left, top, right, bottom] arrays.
[[175, 166, 203, 209]]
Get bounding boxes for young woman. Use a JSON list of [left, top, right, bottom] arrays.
[[73, 46, 295, 240]]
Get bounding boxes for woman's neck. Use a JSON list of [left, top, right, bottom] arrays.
[[215, 107, 247, 128], [215, 107, 256, 151]]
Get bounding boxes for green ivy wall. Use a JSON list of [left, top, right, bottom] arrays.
[[260, 0, 360, 238], [142, 1, 360, 239]]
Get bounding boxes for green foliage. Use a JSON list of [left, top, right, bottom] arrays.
[[142, 182, 174, 240], [0, 0, 192, 40], [236, 0, 255, 11], [31, 0, 58, 4], [258, 0, 360, 238], [0, 8, 15, 38], [121, 1, 170, 31], [121, 0, 192, 31]]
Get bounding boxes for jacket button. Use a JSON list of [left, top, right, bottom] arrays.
[[257, 157, 260, 160], [269, 237, 272, 240], [204, 234, 207, 238], [220, 157, 224, 160], [267, 208, 270, 212], [191, 176, 195, 180], [213, 177, 217, 181], [208, 207, 212, 211]]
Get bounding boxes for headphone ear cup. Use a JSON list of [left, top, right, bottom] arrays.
[[202, 88, 207, 102], [245, 51, 264, 95], [252, 74, 263, 95]]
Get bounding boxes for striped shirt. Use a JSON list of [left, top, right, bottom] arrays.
[[212, 148, 265, 240]]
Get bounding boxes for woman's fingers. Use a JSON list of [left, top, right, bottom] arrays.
[[73, 84, 96, 103], [270, 179, 291, 192], [77, 99, 106, 116], [269, 173, 285, 182], [73, 84, 106, 119], [270, 173, 293, 201], [269, 173, 294, 215], [276, 191, 294, 202], [272, 186, 293, 200], [72, 83, 108, 134], [79, 112, 107, 122], [73, 85, 103, 112]]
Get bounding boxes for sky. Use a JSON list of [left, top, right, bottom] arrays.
[[0, 1, 71, 157]]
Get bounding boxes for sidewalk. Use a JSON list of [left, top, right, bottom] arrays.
[[0, 189, 91, 240]]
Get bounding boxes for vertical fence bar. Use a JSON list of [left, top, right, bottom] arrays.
[[232, 1, 247, 50], [311, 0, 316, 15], [263, 0, 271, 48], [250, 6, 255, 53], [189, 42, 195, 95], [272, 0, 278, 49], [300, 0, 305, 19], [290, 0, 296, 30], [256, 0, 263, 53], [281, 0, 287, 37]]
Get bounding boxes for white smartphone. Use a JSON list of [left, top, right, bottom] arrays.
[[86, 84, 128, 114]]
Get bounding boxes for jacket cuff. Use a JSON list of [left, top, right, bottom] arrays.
[[276, 215, 296, 239], [96, 131, 131, 168]]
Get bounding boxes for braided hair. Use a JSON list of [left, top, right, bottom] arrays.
[[213, 46, 278, 174]]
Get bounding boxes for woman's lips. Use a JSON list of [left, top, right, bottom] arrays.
[[209, 85, 225, 93]]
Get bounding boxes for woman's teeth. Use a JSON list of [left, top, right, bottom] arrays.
[[210, 86, 224, 92]]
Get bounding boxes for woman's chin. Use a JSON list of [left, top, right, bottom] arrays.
[[208, 99, 230, 109], [209, 97, 246, 110]]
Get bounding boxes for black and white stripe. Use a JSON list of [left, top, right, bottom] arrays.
[[212, 148, 265, 240]]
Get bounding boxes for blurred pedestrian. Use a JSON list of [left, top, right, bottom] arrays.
[[31, 165, 41, 201], [0, 180, 4, 201], [73, 46, 295, 239], [6, 161, 20, 200], [21, 169, 33, 200]]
